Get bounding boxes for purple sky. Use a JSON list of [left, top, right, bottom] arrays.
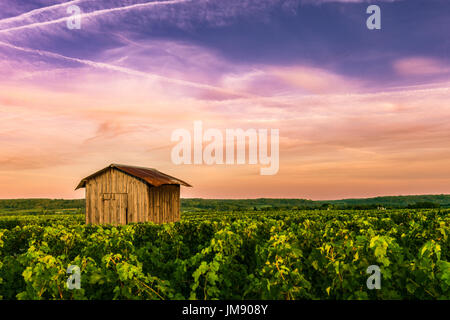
[[1, 0, 449, 199]]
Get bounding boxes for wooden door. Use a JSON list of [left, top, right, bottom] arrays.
[[102, 193, 128, 225]]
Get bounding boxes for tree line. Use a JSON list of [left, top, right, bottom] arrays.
[[0, 195, 448, 213]]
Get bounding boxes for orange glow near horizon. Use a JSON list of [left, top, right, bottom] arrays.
[[1, 67, 450, 200], [1, 25, 450, 200]]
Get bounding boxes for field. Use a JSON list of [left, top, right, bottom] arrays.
[[0, 208, 449, 300]]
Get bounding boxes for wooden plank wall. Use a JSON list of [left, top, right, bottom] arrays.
[[148, 184, 180, 224], [85, 168, 180, 225]]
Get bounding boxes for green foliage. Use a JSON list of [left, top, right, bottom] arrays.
[[0, 199, 84, 215], [1, 195, 449, 216], [181, 195, 450, 211], [0, 209, 448, 299]]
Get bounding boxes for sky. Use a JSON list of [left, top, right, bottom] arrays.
[[0, 0, 449, 200]]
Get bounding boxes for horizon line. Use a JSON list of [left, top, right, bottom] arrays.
[[1, 193, 449, 202]]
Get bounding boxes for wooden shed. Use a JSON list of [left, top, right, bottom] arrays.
[[75, 164, 192, 225]]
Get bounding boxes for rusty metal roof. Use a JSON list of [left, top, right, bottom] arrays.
[[75, 164, 192, 190]]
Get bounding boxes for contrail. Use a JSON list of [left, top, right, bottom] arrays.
[[0, 39, 306, 109], [0, 0, 84, 26], [0, 39, 246, 98], [1, 38, 446, 113], [0, 0, 192, 34]]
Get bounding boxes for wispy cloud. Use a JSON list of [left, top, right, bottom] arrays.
[[0, 0, 84, 26], [0, 0, 192, 34], [393, 57, 450, 76], [0, 39, 247, 98], [0, 0, 448, 199]]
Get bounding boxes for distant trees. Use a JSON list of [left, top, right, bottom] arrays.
[[407, 201, 440, 209], [0, 199, 85, 211], [0, 196, 447, 213]]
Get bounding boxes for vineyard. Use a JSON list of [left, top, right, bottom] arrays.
[[0, 209, 449, 300]]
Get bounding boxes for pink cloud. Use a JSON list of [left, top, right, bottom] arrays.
[[1, 39, 450, 199], [269, 66, 362, 94], [393, 57, 450, 76]]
